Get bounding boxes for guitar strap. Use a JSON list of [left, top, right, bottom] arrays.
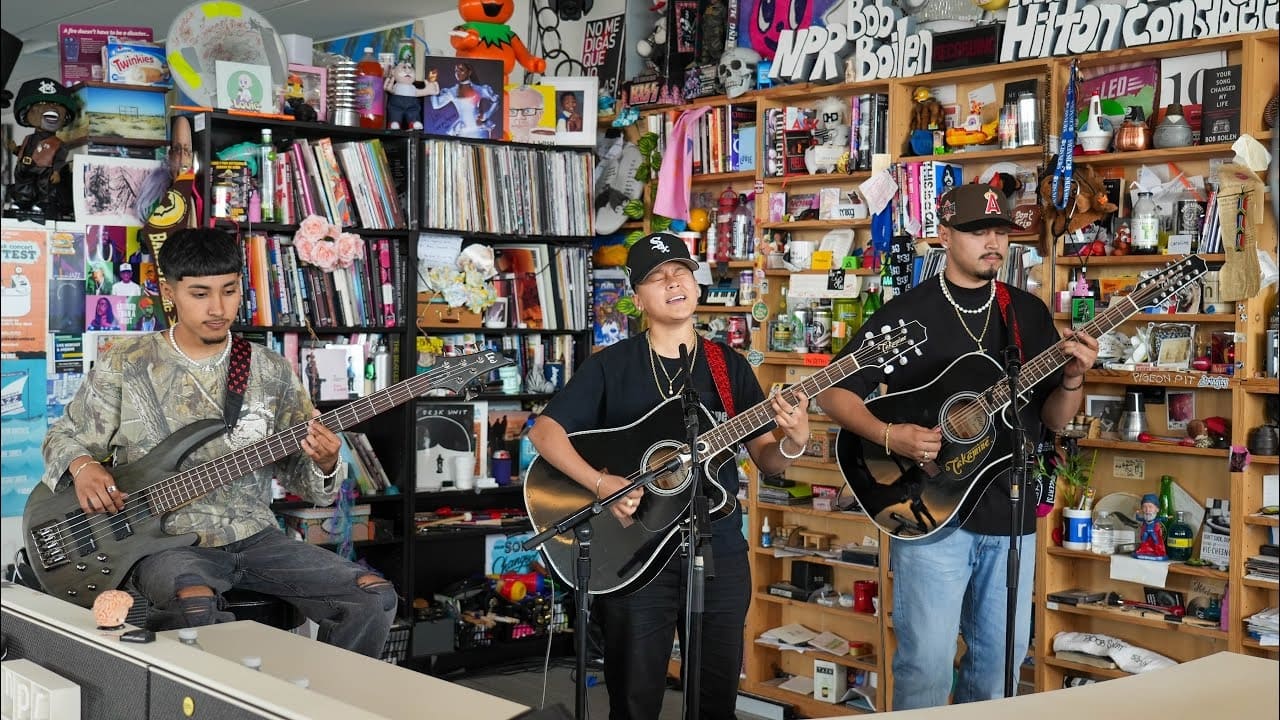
[[994, 281, 1023, 360], [702, 338, 736, 417], [222, 336, 253, 431]]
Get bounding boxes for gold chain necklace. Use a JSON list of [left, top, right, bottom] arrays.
[[953, 302, 992, 350], [939, 276, 994, 350], [647, 332, 698, 397]]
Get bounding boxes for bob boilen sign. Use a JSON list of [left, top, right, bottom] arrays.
[[764, 0, 1277, 84]]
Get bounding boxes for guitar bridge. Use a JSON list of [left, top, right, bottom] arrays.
[[29, 520, 71, 570]]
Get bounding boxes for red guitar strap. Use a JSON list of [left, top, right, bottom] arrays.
[[702, 338, 736, 417], [223, 336, 253, 430], [994, 281, 1023, 361]]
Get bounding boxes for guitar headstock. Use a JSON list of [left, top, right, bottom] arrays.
[[429, 351, 513, 394], [855, 319, 927, 375], [1129, 255, 1210, 310]]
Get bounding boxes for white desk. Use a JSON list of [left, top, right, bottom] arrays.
[[827, 651, 1277, 719], [1, 583, 527, 720]]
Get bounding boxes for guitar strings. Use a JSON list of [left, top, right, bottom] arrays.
[[45, 362, 490, 552]]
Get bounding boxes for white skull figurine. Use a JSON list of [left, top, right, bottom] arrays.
[[814, 96, 851, 147], [718, 46, 761, 99]]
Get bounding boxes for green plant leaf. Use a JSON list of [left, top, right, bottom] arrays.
[[635, 164, 651, 183], [650, 150, 662, 170], [624, 229, 644, 247], [637, 133, 658, 155], [651, 216, 672, 232], [617, 295, 642, 318], [623, 199, 646, 219]]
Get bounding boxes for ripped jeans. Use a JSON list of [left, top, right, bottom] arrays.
[[130, 527, 397, 658]]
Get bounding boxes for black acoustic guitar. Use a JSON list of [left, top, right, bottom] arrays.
[[835, 255, 1208, 540], [524, 321, 927, 595], [24, 350, 510, 608]]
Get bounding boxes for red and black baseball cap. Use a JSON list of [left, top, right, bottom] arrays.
[[625, 232, 699, 286], [937, 183, 1017, 232]]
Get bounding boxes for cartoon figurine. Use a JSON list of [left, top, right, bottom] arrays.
[[637, 15, 668, 75], [6, 78, 77, 219], [385, 60, 434, 130], [1134, 493, 1168, 560], [282, 73, 318, 122], [450, 0, 546, 84]]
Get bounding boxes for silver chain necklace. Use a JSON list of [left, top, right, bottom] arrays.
[[938, 274, 995, 315], [167, 325, 231, 372]]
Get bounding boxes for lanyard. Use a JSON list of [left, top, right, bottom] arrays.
[[1052, 61, 1079, 211]]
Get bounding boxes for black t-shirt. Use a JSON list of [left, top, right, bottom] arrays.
[[834, 276, 1062, 535], [542, 332, 770, 552]]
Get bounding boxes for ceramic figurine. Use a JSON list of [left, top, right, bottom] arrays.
[[1153, 102, 1194, 148], [1133, 493, 1167, 560], [5, 78, 77, 219]]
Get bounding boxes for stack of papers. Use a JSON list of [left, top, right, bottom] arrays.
[[1244, 555, 1278, 583], [760, 624, 856, 656], [1244, 606, 1278, 646]]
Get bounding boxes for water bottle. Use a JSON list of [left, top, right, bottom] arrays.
[[372, 341, 390, 392], [258, 129, 277, 223], [518, 415, 538, 479], [1131, 191, 1159, 254], [177, 627, 203, 650]]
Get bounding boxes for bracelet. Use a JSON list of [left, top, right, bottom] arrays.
[[883, 423, 894, 455], [1060, 376, 1085, 391], [70, 459, 100, 480], [312, 461, 341, 480], [594, 475, 604, 499], [778, 436, 806, 459]]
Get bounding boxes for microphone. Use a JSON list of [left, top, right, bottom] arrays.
[[1003, 346, 1022, 374], [678, 343, 692, 377]]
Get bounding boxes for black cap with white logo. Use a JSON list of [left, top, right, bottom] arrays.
[[625, 232, 699, 286]]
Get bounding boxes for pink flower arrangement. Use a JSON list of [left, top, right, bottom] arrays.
[[293, 214, 364, 272]]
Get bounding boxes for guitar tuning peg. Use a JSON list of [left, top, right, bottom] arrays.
[[884, 365, 895, 374], [898, 356, 908, 365], [914, 348, 923, 356], [880, 325, 891, 333]]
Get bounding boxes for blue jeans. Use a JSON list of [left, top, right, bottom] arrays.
[[131, 528, 397, 658], [889, 528, 1036, 709], [596, 546, 750, 720]]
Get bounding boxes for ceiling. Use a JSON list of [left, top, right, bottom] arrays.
[[3, 0, 456, 89]]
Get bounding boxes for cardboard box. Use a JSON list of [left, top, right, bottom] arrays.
[[813, 658, 847, 703], [61, 82, 169, 143], [280, 505, 372, 545], [417, 293, 482, 328]]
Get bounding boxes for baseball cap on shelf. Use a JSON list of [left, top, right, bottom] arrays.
[[119, 262, 133, 272], [625, 232, 698, 286], [937, 183, 1017, 231]]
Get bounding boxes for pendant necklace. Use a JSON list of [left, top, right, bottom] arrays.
[[647, 331, 697, 397], [939, 276, 995, 351], [168, 324, 232, 372]]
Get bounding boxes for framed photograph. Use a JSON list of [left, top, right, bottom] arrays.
[[1167, 390, 1195, 430], [483, 297, 509, 328], [214, 60, 272, 113], [1086, 394, 1125, 433], [1150, 322, 1196, 369], [287, 63, 327, 120], [541, 75, 598, 147], [505, 83, 557, 144], [71, 156, 165, 227], [422, 56, 505, 140]]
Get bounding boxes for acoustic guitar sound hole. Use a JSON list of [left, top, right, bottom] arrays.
[[648, 447, 687, 492], [942, 398, 986, 441]]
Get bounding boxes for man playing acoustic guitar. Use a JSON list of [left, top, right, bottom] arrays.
[[819, 183, 1097, 708], [41, 227, 395, 657]]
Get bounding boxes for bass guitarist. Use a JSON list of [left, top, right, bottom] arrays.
[[528, 233, 810, 720], [41, 228, 396, 657], [817, 183, 1097, 708]]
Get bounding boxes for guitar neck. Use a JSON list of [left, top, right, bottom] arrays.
[[158, 366, 457, 512], [984, 295, 1142, 411], [699, 352, 864, 459]]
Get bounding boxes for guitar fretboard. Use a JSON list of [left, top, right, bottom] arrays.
[[149, 354, 499, 513]]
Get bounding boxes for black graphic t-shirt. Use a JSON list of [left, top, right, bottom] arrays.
[[542, 332, 770, 552]]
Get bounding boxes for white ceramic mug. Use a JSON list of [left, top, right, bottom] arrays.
[[1063, 508, 1092, 551], [785, 240, 815, 269], [452, 455, 476, 491]]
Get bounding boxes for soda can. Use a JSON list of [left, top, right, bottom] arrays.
[[770, 319, 794, 351], [808, 307, 832, 353], [727, 315, 749, 349]]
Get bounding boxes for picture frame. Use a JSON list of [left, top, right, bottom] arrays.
[[540, 75, 598, 147], [483, 297, 509, 328], [1085, 394, 1125, 433], [1150, 322, 1196, 370], [1167, 390, 1195, 430], [421, 56, 505, 141], [214, 60, 272, 113], [287, 63, 327, 120]]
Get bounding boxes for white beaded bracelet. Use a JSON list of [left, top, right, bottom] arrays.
[[312, 462, 341, 480], [778, 437, 806, 459]]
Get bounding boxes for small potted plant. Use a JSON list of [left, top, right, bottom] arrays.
[[1039, 437, 1097, 511]]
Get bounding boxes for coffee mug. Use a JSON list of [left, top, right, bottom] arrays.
[[785, 240, 815, 269], [853, 580, 878, 613], [452, 455, 476, 491]]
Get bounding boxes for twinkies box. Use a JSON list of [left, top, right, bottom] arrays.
[[280, 505, 372, 545], [102, 42, 171, 87]]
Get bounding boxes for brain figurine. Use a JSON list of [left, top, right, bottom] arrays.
[[93, 589, 135, 629]]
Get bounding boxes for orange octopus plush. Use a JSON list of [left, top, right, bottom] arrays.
[[450, 0, 546, 81]]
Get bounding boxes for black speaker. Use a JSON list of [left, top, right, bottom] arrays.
[[790, 560, 830, 592], [149, 667, 272, 719]]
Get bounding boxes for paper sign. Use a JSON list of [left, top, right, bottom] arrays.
[[416, 233, 464, 276], [1110, 553, 1170, 588]]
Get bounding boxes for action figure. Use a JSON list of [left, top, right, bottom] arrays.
[[385, 61, 434, 130], [282, 73, 318, 122], [1133, 493, 1167, 560], [6, 78, 78, 220]]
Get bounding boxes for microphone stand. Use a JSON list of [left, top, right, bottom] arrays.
[[522, 457, 682, 720], [678, 342, 713, 720], [1002, 345, 1028, 699]]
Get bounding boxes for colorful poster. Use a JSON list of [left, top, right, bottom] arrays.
[[581, 14, 626, 99], [1, 357, 48, 517], [1, 226, 49, 352], [421, 57, 505, 141], [49, 228, 86, 333], [484, 531, 540, 575]]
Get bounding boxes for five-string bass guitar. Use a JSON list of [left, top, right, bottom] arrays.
[[525, 321, 927, 595], [835, 255, 1208, 541], [24, 350, 511, 608]]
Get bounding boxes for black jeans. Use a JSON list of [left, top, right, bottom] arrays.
[[596, 543, 750, 720]]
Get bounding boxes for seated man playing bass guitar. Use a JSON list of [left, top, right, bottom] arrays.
[[528, 234, 810, 720], [818, 183, 1097, 708], [39, 228, 396, 657]]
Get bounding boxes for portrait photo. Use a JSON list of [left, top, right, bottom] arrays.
[[1085, 394, 1125, 434], [422, 57, 505, 141], [505, 84, 556, 145], [1167, 390, 1195, 430], [540, 76, 598, 147]]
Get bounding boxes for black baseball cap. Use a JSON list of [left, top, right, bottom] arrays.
[[937, 183, 1017, 231], [625, 232, 699, 286]]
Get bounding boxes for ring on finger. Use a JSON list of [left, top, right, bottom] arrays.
[[106, 485, 117, 494]]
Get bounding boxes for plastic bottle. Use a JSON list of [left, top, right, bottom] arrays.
[[258, 129, 277, 223], [177, 627, 203, 650], [518, 415, 538, 477], [372, 341, 390, 392], [356, 47, 386, 129], [1090, 511, 1116, 555], [760, 516, 772, 548], [732, 193, 754, 260], [1131, 191, 1159, 254]]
